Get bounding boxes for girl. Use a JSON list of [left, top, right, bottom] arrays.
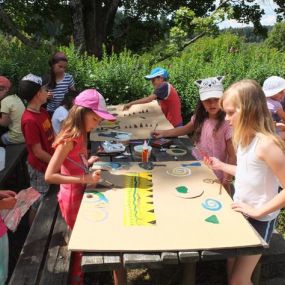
[[44, 52, 76, 115], [45, 89, 116, 285], [206, 79, 285, 285], [152, 76, 236, 194]]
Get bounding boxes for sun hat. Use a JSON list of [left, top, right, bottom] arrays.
[[0, 76, 11, 89], [195, 76, 225, 101], [74, 89, 116, 121], [144, 67, 169, 80], [262, 76, 285, 97]]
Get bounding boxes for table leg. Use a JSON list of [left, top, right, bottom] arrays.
[[181, 262, 196, 285], [113, 254, 127, 285]]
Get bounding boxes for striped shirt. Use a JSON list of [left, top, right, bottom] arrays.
[[46, 73, 74, 112]]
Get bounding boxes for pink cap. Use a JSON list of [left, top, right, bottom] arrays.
[[0, 76, 11, 89], [74, 89, 116, 121]]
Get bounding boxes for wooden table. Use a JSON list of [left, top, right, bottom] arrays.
[[70, 137, 266, 285]]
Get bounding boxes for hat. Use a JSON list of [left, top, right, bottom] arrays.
[[18, 74, 43, 102], [195, 76, 225, 101], [74, 89, 116, 121], [21, 74, 42, 86], [0, 76, 11, 89], [262, 76, 285, 97], [144, 67, 169, 80]]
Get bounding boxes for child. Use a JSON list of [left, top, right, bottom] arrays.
[[18, 74, 55, 223], [153, 76, 236, 194], [0, 76, 25, 145], [51, 90, 78, 134], [263, 76, 285, 122], [123, 67, 183, 127], [0, 190, 17, 285], [205, 79, 285, 285], [44, 52, 76, 115], [45, 89, 116, 285]]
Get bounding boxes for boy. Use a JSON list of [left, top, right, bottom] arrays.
[[123, 67, 183, 127], [0, 76, 25, 145], [18, 74, 54, 223]]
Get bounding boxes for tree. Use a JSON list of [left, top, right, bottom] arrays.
[[265, 21, 285, 52]]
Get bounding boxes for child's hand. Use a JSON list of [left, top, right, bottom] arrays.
[[84, 170, 101, 184], [88, 156, 100, 165], [0, 190, 16, 199], [231, 201, 262, 219], [152, 130, 165, 139], [204, 156, 222, 171], [123, 103, 132, 111], [1, 197, 17, 209]]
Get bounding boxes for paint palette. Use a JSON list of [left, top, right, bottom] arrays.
[[91, 162, 123, 171], [174, 186, 204, 199], [166, 167, 191, 177]]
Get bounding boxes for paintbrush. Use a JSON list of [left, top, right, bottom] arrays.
[[148, 122, 159, 145], [219, 182, 222, 195]]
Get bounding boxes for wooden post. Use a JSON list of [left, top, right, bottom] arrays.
[[181, 262, 196, 285]]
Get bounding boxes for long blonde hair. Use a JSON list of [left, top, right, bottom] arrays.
[[220, 79, 285, 151], [53, 105, 91, 146]]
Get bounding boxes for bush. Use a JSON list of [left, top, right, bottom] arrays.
[[265, 21, 285, 52]]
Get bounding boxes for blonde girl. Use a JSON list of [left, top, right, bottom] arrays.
[[206, 79, 285, 285]]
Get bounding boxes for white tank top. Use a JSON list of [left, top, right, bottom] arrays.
[[234, 135, 279, 221]]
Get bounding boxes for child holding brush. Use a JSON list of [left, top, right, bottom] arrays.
[[152, 76, 236, 194]]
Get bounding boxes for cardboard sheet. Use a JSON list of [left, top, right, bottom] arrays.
[[68, 161, 263, 252], [90, 101, 173, 141]]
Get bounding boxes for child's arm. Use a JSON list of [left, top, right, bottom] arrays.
[[45, 141, 101, 185], [223, 139, 236, 182], [0, 113, 11, 127], [232, 137, 285, 218], [123, 94, 157, 110], [205, 157, 237, 176], [0, 190, 16, 199], [31, 143, 52, 164], [152, 120, 194, 138], [0, 197, 17, 210]]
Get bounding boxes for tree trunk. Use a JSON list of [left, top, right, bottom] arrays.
[[0, 6, 40, 48], [82, 0, 120, 58], [70, 0, 86, 51]]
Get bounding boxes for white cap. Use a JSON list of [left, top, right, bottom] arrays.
[[195, 76, 225, 101], [262, 76, 285, 97]]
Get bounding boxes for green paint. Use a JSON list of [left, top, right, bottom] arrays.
[[176, 186, 188, 194], [172, 149, 185, 154], [205, 215, 219, 224]]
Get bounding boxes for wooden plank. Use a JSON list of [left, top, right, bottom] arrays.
[[8, 186, 59, 285], [39, 210, 71, 285], [103, 253, 122, 270], [161, 252, 178, 264], [81, 254, 105, 272], [178, 251, 200, 263], [123, 253, 161, 269]]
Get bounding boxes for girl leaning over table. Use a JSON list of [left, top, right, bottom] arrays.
[[205, 79, 285, 285], [45, 89, 116, 285]]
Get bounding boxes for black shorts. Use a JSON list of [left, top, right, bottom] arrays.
[[247, 217, 276, 243]]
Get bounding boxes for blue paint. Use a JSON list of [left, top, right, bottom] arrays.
[[202, 198, 222, 211], [181, 162, 201, 167]]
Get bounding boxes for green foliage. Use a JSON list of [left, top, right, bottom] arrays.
[[265, 21, 285, 52], [1, 32, 285, 123]]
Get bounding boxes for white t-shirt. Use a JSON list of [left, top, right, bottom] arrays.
[[51, 106, 68, 134], [234, 135, 279, 221]]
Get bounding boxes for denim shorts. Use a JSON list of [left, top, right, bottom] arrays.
[[0, 233, 8, 285], [27, 163, 49, 210], [247, 217, 276, 243]]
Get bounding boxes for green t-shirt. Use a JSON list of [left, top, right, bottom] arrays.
[[1, 94, 25, 143]]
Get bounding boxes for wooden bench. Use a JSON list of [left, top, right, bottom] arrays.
[[8, 185, 72, 285], [0, 143, 29, 189]]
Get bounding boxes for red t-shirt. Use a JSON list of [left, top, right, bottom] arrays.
[[154, 82, 183, 127], [21, 108, 54, 172]]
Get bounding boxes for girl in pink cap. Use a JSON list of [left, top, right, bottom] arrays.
[[45, 89, 116, 285]]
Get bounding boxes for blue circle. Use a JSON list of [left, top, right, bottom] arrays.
[[202, 198, 222, 211]]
